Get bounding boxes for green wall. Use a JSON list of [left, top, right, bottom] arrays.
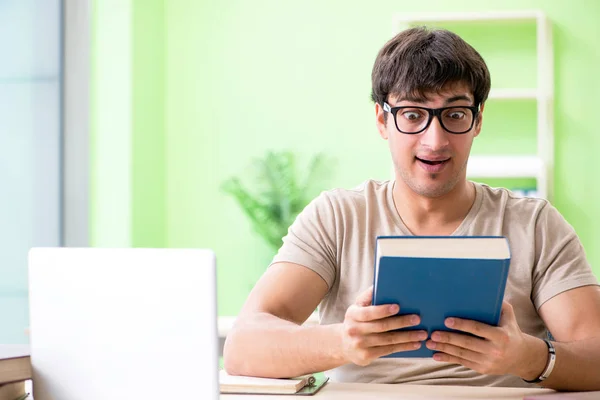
[[132, 0, 166, 247], [91, 0, 132, 247], [92, 0, 600, 316], [91, 0, 166, 248]]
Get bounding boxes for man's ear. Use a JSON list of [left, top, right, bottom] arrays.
[[375, 103, 388, 140], [473, 102, 485, 138]]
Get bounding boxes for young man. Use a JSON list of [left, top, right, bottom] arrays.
[[223, 27, 600, 390]]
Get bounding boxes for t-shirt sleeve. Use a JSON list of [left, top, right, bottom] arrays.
[[532, 202, 599, 310], [269, 191, 338, 289]]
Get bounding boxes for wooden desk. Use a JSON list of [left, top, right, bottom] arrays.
[[221, 382, 555, 399]]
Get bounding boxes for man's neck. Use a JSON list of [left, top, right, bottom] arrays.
[[392, 179, 476, 236]]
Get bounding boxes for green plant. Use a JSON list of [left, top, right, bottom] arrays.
[[222, 151, 333, 251]]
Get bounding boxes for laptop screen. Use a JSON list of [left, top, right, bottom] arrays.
[[28, 247, 219, 400]]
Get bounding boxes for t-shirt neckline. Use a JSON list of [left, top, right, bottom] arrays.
[[386, 180, 484, 236]]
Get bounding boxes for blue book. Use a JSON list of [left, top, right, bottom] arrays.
[[371, 236, 511, 358]]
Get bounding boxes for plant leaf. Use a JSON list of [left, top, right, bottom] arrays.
[[222, 151, 333, 251]]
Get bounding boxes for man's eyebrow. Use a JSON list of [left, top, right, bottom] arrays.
[[444, 95, 473, 105], [396, 94, 428, 103], [394, 94, 474, 105]]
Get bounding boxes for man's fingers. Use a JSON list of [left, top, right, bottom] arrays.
[[429, 331, 491, 354], [370, 341, 424, 359], [432, 352, 479, 371], [346, 308, 422, 334], [426, 341, 485, 364], [347, 303, 399, 323], [445, 317, 497, 340], [355, 286, 374, 307], [370, 314, 421, 333], [361, 330, 428, 347]]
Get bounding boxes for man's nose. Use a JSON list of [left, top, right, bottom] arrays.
[[420, 116, 450, 151]]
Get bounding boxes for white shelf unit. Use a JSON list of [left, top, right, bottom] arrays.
[[467, 155, 543, 179], [488, 88, 539, 100], [392, 11, 554, 199]]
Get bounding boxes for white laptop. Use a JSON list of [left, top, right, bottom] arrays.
[[27, 248, 218, 400]]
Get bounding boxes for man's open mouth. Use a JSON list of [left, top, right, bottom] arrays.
[[416, 156, 450, 165]]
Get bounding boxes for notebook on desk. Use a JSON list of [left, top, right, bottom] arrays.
[[219, 370, 329, 396], [28, 248, 219, 400]]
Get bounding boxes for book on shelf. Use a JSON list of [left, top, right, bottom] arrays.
[[372, 236, 511, 358], [219, 369, 328, 396], [0, 382, 28, 400], [0, 346, 31, 386], [0, 345, 31, 400]]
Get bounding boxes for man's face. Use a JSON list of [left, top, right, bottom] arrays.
[[376, 82, 484, 198]]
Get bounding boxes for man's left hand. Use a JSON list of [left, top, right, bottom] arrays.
[[426, 301, 542, 376]]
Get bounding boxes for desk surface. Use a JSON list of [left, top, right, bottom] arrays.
[[220, 382, 555, 400]]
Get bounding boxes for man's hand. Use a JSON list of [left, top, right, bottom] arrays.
[[341, 286, 427, 366], [426, 301, 546, 378]]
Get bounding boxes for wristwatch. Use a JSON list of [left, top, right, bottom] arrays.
[[523, 339, 556, 384]]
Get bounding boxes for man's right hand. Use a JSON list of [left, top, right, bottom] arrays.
[[340, 286, 428, 366]]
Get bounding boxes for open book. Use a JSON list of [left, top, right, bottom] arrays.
[[219, 370, 327, 395]]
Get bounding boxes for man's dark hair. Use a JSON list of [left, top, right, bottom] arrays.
[[371, 27, 491, 110]]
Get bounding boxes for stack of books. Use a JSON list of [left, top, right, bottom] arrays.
[[0, 346, 31, 400]]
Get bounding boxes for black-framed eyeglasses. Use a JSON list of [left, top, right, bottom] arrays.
[[383, 102, 480, 134]]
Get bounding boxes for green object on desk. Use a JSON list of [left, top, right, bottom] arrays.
[[295, 374, 329, 396]]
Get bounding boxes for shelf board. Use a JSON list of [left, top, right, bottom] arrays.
[[488, 88, 538, 100], [394, 10, 543, 24], [467, 155, 543, 178]]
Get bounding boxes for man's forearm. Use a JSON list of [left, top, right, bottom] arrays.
[[223, 312, 347, 378], [524, 336, 600, 391]]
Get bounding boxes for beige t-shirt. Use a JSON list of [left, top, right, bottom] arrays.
[[271, 179, 599, 387]]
